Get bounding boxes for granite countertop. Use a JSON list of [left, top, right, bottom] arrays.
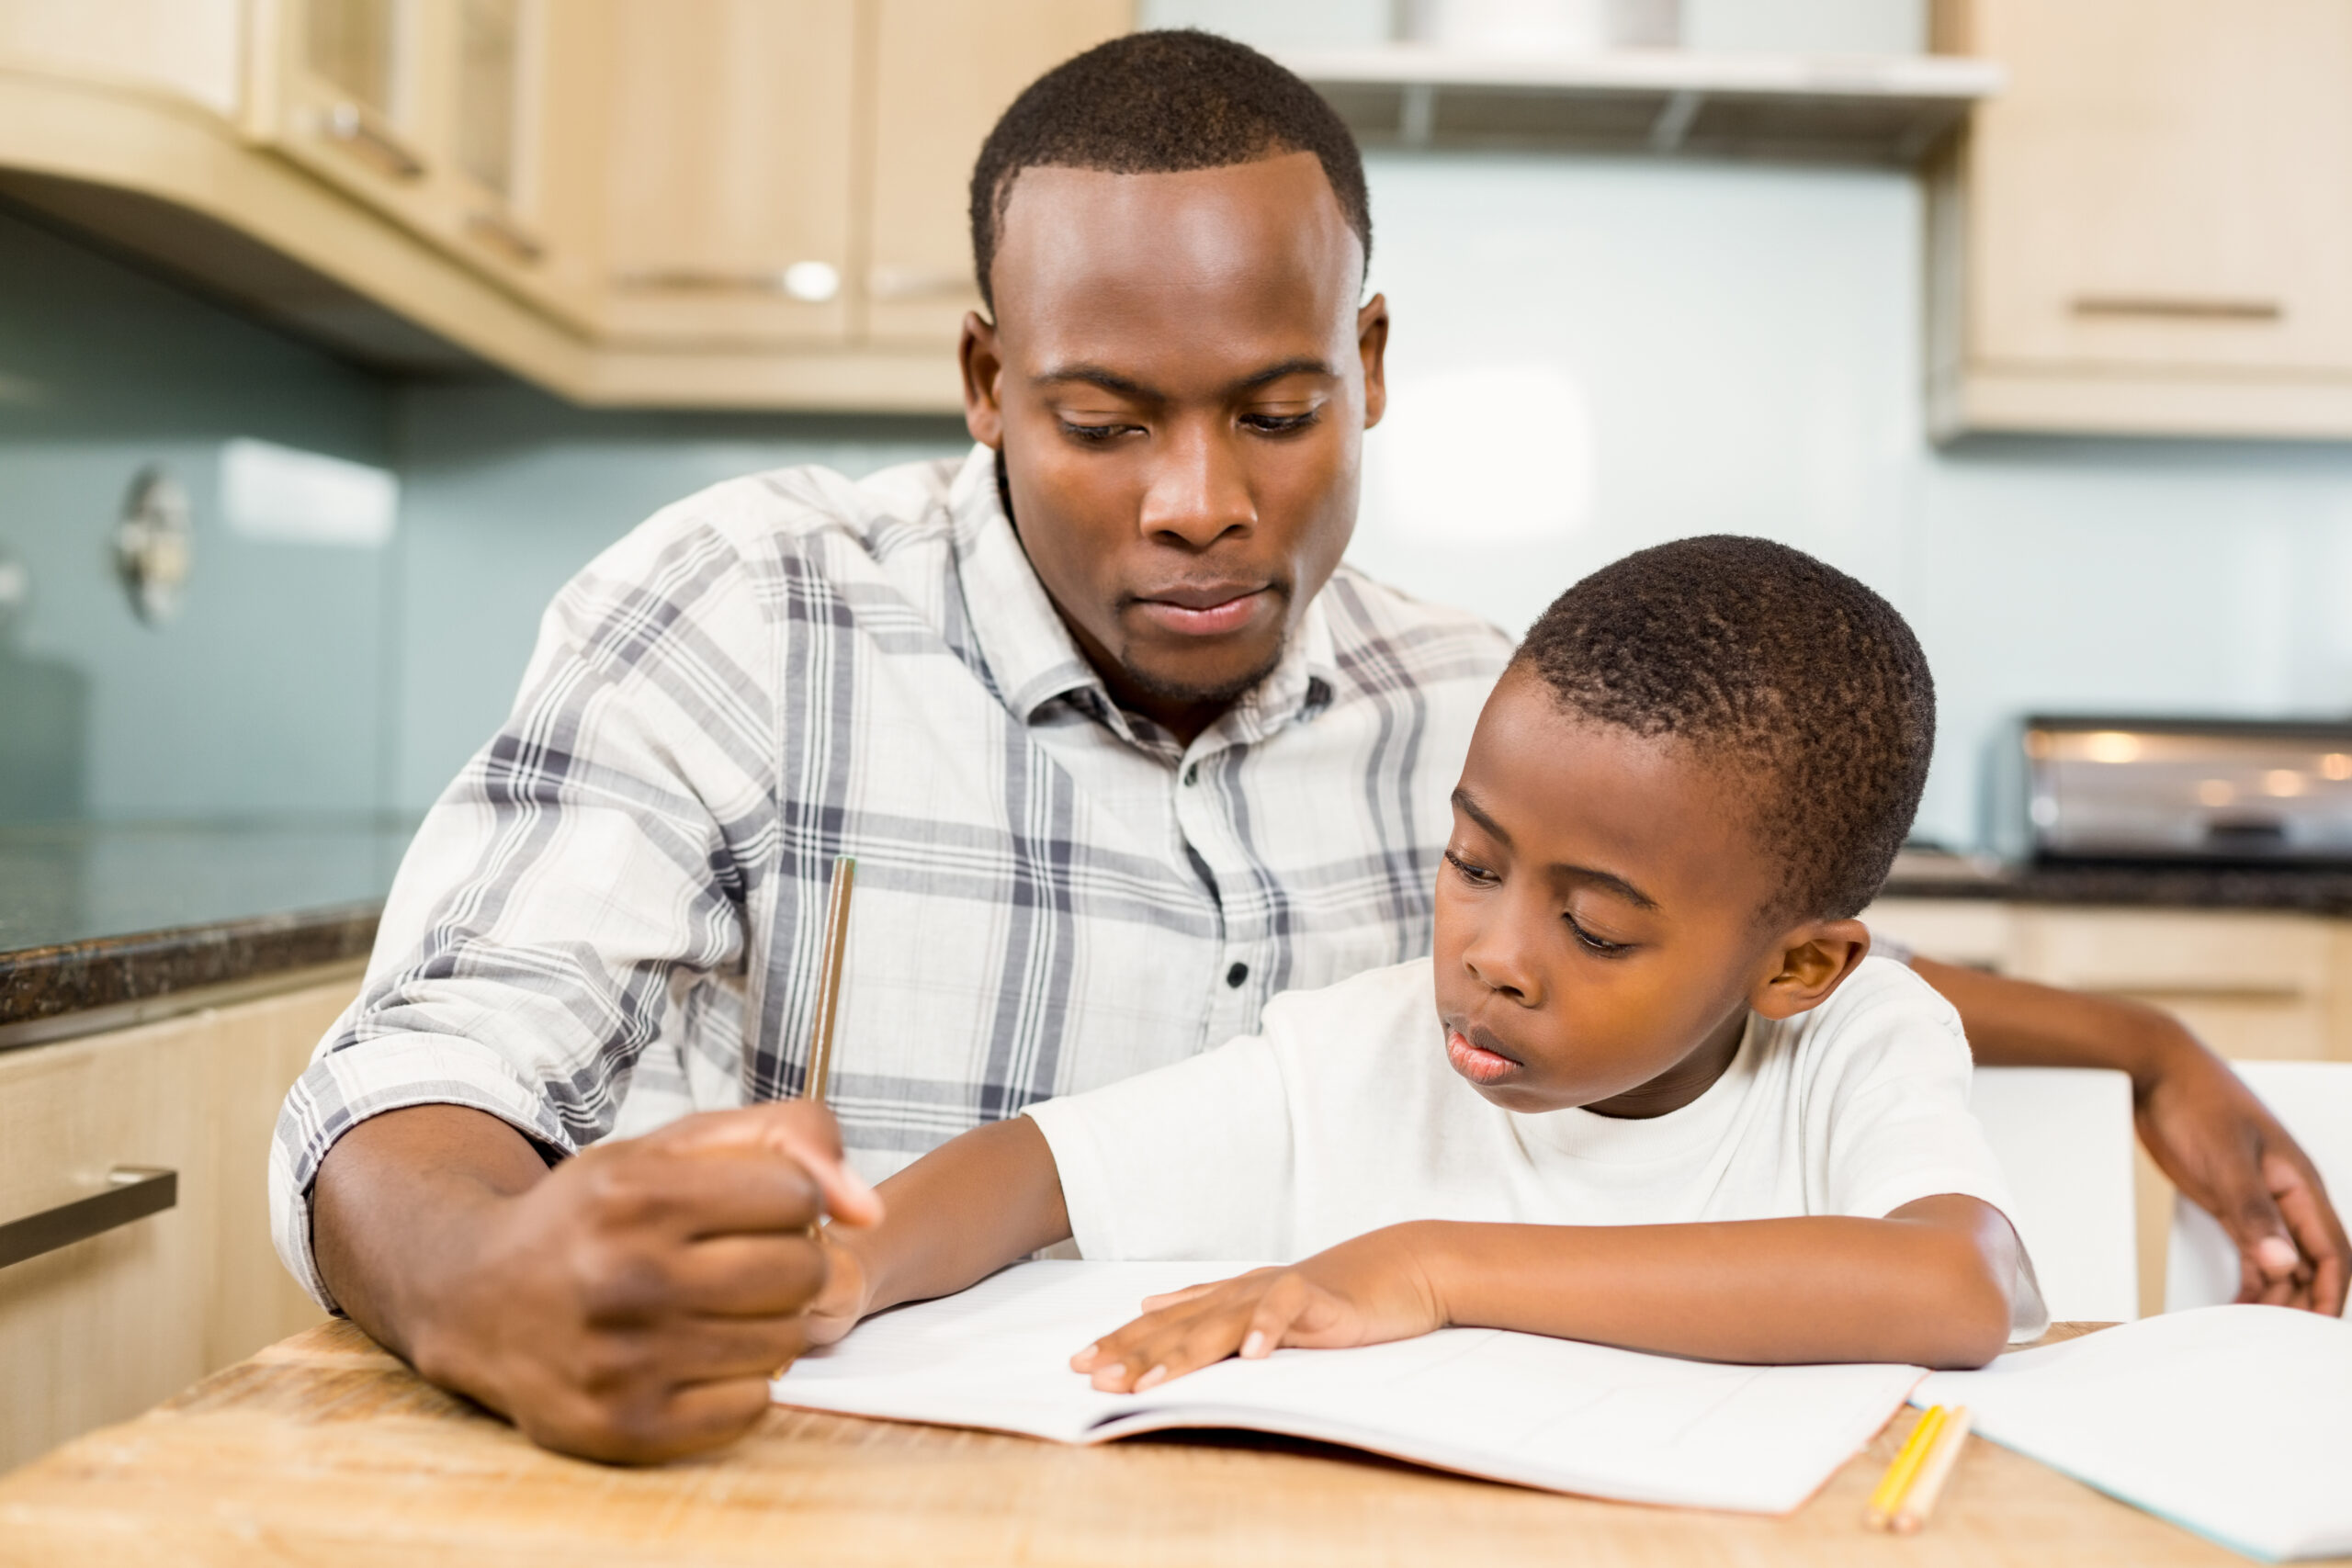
[[0, 818, 414, 1037], [1880, 851, 2352, 914]]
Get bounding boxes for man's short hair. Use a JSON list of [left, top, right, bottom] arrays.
[[969, 28, 1372, 312], [1514, 536, 1935, 922]]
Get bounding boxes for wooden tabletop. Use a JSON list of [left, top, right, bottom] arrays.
[[0, 1319, 2334, 1567]]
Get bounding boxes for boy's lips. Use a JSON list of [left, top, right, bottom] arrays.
[[1444, 1024, 1523, 1086]]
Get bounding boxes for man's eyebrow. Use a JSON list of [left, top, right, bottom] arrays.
[[1032, 363, 1158, 400], [1236, 356, 1336, 390], [1451, 787, 1659, 910]]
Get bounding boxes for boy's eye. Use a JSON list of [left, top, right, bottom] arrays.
[[1565, 912, 1634, 957], [1443, 850, 1498, 886], [1240, 410, 1317, 435], [1058, 418, 1138, 443]]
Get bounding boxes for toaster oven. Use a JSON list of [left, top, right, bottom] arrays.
[[1998, 716, 2352, 864]]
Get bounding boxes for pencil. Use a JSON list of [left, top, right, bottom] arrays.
[[801, 855, 856, 1105], [1891, 1405, 1973, 1534], [1863, 1404, 1947, 1529]]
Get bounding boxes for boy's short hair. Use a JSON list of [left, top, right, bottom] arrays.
[[1515, 536, 1934, 922], [968, 29, 1372, 312]]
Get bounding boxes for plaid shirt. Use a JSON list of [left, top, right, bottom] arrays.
[[271, 446, 1513, 1308]]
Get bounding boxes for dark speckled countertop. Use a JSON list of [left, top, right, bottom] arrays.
[[1880, 850, 2352, 914], [0, 818, 415, 1040]]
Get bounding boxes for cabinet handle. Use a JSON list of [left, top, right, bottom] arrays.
[[612, 262, 840, 303], [315, 102, 427, 181], [0, 1167, 177, 1270], [466, 209, 545, 265], [2071, 295, 2283, 323], [869, 265, 976, 303]]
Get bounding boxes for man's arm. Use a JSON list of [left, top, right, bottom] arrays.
[[313, 1100, 879, 1463], [1069, 1194, 2018, 1392], [808, 1114, 1071, 1341], [1913, 958, 2348, 1315]]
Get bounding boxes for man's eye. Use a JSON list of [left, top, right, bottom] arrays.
[[1444, 850, 1498, 886], [1566, 914, 1633, 956]]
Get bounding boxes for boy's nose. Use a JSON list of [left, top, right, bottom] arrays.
[[1462, 930, 1540, 1007]]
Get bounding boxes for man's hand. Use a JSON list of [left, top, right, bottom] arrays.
[[1912, 957, 2347, 1316], [1069, 1228, 1443, 1393], [2133, 1038, 2346, 1314], [313, 1100, 881, 1464]]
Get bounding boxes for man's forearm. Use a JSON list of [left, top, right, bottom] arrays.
[[851, 1115, 1073, 1315], [1416, 1196, 2017, 1369], [1909, 956, 2190, 1081], [312, 1104, 551, 1370]]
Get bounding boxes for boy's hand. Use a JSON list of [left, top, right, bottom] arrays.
[[803, 1229, 871, 1348], [1069, 1225, 1445, 1393]]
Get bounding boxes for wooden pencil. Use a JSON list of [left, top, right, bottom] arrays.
[[801, 855, 856, 1105], [1891, 1405, 1973, 1534], [1863, 1404, 1946, 1529]]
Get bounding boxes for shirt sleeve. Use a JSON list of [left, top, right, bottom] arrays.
[[267, 509, 781, 1313], [1811, 964, 2052, 1341], [1023, 1029, 1295, 1264]]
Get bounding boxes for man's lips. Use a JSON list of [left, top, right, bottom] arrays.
[[1444, 1024, 1523, 1087], [1128, 584, 1272, 637]]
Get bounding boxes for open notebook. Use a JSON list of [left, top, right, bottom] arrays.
[[1914, 1305, 2352, 1562], [774, 1260, 1924, 1515]]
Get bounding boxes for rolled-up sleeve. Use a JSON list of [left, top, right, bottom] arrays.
[[270, 514, 780, 1312]]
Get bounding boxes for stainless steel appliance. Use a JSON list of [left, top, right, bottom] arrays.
[[1998, 716, 2352, 863]]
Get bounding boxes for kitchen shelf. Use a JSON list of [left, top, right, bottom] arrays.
[[1280, 47, 2005, 166]]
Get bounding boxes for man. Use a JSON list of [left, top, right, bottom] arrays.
[[275, 31, 2346, 1464]]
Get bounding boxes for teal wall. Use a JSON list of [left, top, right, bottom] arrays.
[[0, 206, 395, 822]]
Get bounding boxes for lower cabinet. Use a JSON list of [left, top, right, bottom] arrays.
[[0, 971, 358, 1473], [1863, 899, 2352, 1319]]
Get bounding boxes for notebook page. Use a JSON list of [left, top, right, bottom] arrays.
[[778, 1261, 1923, 1514], [1914, 1305, 2352, 1562]]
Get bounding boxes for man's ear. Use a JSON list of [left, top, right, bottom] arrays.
[[1749, 918, 1871, 1021], [961, 310, 1005, 448], [1357, 292, 1390, 430]]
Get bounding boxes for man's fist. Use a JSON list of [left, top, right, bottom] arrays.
[[314, 1100, 881, 1464]]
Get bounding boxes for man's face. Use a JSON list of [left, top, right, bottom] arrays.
[[962, 152, 1387, 736]]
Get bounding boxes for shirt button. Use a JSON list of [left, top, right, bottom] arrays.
[[1226, 962, 1250, 988], [1183, 763, 1199, 785]]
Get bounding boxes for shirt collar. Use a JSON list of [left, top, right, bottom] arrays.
[[948, 443, 1342, 743]]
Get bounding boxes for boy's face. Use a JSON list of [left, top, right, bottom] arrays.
[[1431, 666, 1868, 1117]]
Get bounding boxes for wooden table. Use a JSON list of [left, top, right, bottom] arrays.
[[0, 1320, 2335, 1567]]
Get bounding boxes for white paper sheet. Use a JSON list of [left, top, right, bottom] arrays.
[[776, 1260, 1924, 1514], [1915, 1305, 2352, 1562]]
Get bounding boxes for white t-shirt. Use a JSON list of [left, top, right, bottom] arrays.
[[1025, 954, 2049, 1341]]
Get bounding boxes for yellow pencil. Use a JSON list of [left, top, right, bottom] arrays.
[[801, 855, 856, 1105], [1892, 1405, 1973, 1535], [1864, 1404, 1947, 1529]]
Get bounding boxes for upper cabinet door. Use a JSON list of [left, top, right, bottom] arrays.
[[599, 0, 859, 348], [862, 0, 1132, 347], [1963, 0, 2352, 377], [272, 0, 441, 214], [0, 0, 245, 118]]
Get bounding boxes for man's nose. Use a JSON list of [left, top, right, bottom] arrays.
[[1137, 419, 1254, 549]]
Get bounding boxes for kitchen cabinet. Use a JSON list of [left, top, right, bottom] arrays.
[[255, 0, 606, 328], [0, 973, 353, 1473], [863, 0, 1131, 346], [1930, 0, 2352, 439], [599, 0, 858, 349], [0, 0, 244, 118]]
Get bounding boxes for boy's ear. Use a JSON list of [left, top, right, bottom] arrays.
[[1748, 919, 1872, 1021]]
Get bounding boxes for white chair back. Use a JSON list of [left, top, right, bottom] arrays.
[[2165, 1061, 2352, 1317], [1970, 1066, 2141, 1322]]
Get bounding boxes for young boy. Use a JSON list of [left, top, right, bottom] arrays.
[[808, 535, 2045, 1386]]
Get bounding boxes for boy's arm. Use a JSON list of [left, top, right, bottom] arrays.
[[809, 1114, 1071, 1341], [1070, 1195, 2016, 1391]]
